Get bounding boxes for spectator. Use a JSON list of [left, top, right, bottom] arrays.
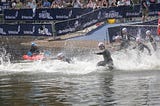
[[51, 1, 59, 8], [86, 0, 97, 9], [140, 0, 149, 22], [43, 0, 51, 8], [72, 0, 83, 8], [125, 0, 132, 5], [21, 1, 29, 8], [110, 0, 117, 7], [37, 0, 43, 8], [1, 0, 6, 2], [102, 0, 109, 8], [11, 0, 16, 9], [64, 0, 73, 7], [15, 0, 23, 9], [51, 1, 64, 8], [117, 0, 126, 6], [96, 0, 103, 8], [27, 0, 37, 9], [149, 0, 156, 3]]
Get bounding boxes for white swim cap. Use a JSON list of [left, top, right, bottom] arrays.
[[136, 37, 141, 42], [146, 30, 151, 35], [57, 53, 64, 57], [122, 27, 127, 33], [98, 42, 105, 47]]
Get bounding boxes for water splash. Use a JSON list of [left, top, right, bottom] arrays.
[[0, 47, 160, 74], [0, 47, 11, 66], [113, 48, 160, 71]]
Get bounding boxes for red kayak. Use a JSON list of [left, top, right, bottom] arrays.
[[23, 54, 44, 60]]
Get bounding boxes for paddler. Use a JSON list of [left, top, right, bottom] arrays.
[[27, 42, 40, 56]]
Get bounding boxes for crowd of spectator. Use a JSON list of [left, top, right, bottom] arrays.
[[0, 0, 158, 10], [2, 0, 136, 10]]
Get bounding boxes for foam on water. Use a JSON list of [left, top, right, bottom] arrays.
[[0, 57, 101, 75], [0, 47, 160, 75], [113, 48, 160, 71]]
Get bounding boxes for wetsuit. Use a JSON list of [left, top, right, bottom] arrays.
[[120, 34, 136, 50], [29, 46, 40, 55], [96, 49, 114, 70], [133, 42, 151, 55], [148, 35, 157, 51], [62, 57, 72, 63]]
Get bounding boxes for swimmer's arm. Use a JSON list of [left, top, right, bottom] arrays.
[[143, 44, 151, 55]]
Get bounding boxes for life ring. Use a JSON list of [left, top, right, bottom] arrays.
[[157, 18, 160, 36]]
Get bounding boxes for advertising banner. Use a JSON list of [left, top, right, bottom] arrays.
[[4, 8, 93, 20], [0, 24, 53, 36], [0, 2, 10, 14]]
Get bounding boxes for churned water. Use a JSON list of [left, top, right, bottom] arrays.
[[1, 47, 160, 106]]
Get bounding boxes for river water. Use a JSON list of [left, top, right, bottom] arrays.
[[1, 23, 160, 105], [1, 48, 160, 106]]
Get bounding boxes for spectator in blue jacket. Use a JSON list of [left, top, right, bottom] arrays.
[[43, 0, 51, 8]]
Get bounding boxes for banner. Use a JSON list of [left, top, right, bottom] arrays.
[[55, 3, 160, 36], [0, 2, 10, 14], [3, 3, 160, 21], [4, 8, 93, 20], [2, 3, 160, 36], [0, 24, 53, 36], [55, 9, 101, 35]]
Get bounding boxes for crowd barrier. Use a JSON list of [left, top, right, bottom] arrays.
[[0, 24, 53, 36], [0, 2, 10, 14], [55, 3, 160, 36], [3, 3, 160, 21], [1, 3, 160, 37], [4, 8, 93, 20]]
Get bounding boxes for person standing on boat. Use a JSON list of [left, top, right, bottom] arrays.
[[28, 42, 40, 56], [119, 27, 136, 50], [95, 42, 114, 70], [145, 30, 157, 51]]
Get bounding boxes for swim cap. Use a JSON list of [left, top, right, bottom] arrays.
[[146, 30, 151, 35], [57, 53, 64, 58], [136, 37, 141, 42], [122, 27, 127, 33], [31, 42, 37, 46], [98, 42, 105, 47]]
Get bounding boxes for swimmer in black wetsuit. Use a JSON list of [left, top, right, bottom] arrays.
[[95, 42, 114, 70], [119, 27, 136, 50], [57, 53, 72, 63], [146, 30, 157, 51], [133, 37, 151, 55]]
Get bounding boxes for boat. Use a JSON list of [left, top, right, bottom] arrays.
[[22, 54, 44, 61]]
